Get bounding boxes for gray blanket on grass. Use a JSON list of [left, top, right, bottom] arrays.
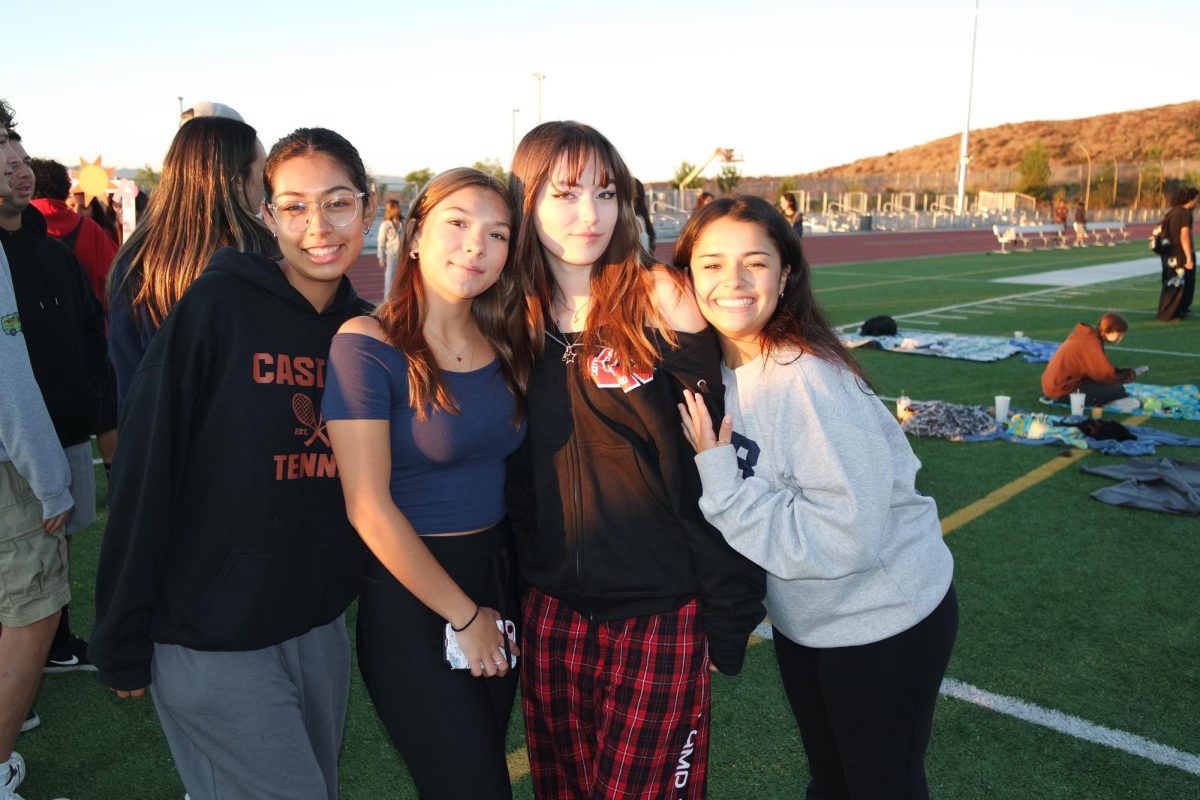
[[1080, 458, 1200, 516]]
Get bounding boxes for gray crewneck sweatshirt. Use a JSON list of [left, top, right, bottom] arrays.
[[0, 245, 72, 518], [694, 352, 952, 648]]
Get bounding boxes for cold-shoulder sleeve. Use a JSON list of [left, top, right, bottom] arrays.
[[323, 333, 398, 420]]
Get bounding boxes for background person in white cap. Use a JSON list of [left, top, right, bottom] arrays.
[[179, 101, 244, 125]]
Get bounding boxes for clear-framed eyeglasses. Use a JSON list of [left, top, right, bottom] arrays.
[[267, 192, 367, 233]]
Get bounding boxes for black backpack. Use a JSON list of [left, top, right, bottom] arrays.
[[860, 315, 898, 336]]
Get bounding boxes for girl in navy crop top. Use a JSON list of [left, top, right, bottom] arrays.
[[323, 168, 531, 799], [324, 335, 524, 534]]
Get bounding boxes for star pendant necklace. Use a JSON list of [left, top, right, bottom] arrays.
[[548, 297, 587, 365]]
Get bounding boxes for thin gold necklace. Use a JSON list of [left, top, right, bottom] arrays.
[[552, 295, 589, 331], [424, 326, 471, 366]]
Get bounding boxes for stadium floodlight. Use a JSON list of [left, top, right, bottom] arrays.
[[531, 73, 545, 123], [955, 0, 980, 216]]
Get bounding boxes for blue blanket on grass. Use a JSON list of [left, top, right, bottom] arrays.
[[901, 402, 1200, 456], [1039, 384, 1200, 422]]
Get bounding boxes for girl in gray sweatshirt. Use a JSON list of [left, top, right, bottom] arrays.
[[675, 196, 957, 800]]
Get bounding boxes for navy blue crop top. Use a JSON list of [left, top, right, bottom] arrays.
[[322, 332, 526, 535]]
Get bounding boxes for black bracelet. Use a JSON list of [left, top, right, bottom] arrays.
[[451, 605, 480, 632]]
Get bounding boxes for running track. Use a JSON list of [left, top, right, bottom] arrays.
[[346, 225, 1154, 304]]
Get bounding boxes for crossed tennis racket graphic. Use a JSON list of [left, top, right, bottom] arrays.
[[291, 393, 330, 448]]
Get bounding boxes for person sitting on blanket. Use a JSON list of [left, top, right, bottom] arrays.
[[1041, 313, 1141, 412]]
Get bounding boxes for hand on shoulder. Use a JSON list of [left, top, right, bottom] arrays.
[[338, 314, 386, 341], [649, 266, 707, 334]]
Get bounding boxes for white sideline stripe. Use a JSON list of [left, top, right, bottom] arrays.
[[749, 624, 1200, 776], [991, 257, 1160, 286], [939, 679, 1200, 776], [914, 314, 969, 320]]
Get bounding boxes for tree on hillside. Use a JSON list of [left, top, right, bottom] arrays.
[[472, 159, 507, 182], [134, 164, 160, 193], [716, 165, 741, 195], [1017, 141, 1051, 199], [404, 168, 434, 193], [670, 161, 699, 189]]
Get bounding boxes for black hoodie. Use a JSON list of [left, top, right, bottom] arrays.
[[90, 247, 370, 691], [0, 205, 107, 446], [507, 328, 766, 675]]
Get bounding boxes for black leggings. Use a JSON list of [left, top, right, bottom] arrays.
[[773, 584, 958, 800], [356, 520, 519, 800]]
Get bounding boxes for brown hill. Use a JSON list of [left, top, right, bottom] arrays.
[[808, 101, 1200, 178]]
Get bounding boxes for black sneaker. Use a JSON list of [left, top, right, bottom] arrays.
[[19, 709, 39, 733], [44, 634, 98, 673]]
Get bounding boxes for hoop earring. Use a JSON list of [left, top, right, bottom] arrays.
[[410, 250, 418, 259]]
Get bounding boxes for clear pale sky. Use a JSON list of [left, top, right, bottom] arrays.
[[3, 0, 1192, 183]]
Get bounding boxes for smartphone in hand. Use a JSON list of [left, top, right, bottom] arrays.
[[444, 619, 518, 670]]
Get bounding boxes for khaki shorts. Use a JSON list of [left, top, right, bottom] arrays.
[[0, 460, 70, 627]]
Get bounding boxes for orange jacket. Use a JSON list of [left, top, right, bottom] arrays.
[[1041, 323, 1129, 399]]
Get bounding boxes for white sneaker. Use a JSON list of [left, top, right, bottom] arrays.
[[2, 751, 25, 799], [1107, 397, 1141, 413]]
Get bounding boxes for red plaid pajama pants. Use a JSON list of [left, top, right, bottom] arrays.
[[520, 587, 711, 799]]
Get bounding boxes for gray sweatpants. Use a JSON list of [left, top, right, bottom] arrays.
[[150, 615, 350, 800]]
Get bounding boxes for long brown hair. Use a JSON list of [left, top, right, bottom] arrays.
[[109, 117, 274, 329], [374, 167, 529, 423], [509, 121, 672, 376], [673, 195, 868, 384]]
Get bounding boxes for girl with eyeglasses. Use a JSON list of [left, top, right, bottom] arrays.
[[675, 196, 957, 800], [91, 128, 375, 800], [505, 121, 764, 799], [323, 167, 529, 798]]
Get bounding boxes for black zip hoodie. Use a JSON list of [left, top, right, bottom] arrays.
[[507, 327, 765, 675], [0, 205, 107, 446], [90, 247, 370, 691]]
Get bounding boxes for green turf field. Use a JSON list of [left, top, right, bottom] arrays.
[[19, 241, 1199, 799]]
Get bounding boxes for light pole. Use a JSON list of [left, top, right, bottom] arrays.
[[511, 108, 520, 159], [177, 96, 183, 117], [1075, 143, 1092, 211], [955, 0, 980, 215], [531, 73, 545, 124], [1111, 158, 1119, 205]]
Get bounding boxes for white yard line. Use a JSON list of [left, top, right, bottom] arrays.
[[749, 624, 1200, 776], [835, 285, 1067, 331], [1110, 345, 1200, 359], [939, 679, 1200, 776]]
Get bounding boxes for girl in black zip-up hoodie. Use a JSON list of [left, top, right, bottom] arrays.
[[90, 128, 375, 800], [506, 121, 765, 799]]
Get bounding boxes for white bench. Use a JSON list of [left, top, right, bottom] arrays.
[[1084, 220, 1130, 246], [992, 224, 1067, 253]]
